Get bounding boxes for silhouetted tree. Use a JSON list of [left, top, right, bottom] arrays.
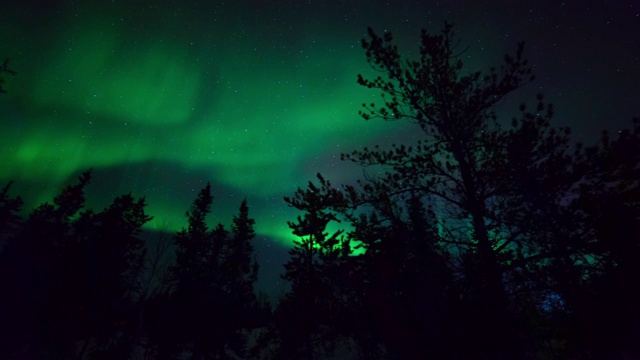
[[275, 22, 639, 359], [0, 59, 21, 250], [219, 199, 262, 355], [160, 183, 222, 359], [0, 181, 23, 247], [0, 57, 20, 246], [0, 171, 155, 359], [74, 193, 152, 358], [172, 183, 216, 294], [0, 171, 91, 358], [223, 199, 259, 317], [554, 119, 640, 359], [342, 23, 581, 358], [153, 184, 261, 359], [276, 175, 351, 359], [376, 194, 455, 359], [326, 187, 458, 359]]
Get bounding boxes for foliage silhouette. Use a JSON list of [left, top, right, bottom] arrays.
[[271, 23, 640, 359], [144, 183, 262, 359], [225, 199, 260, 318], [0, 22, 638, 360], [0, 171, 153, 359], [0, 181, 23, 246], [274, 175, 351, 359]]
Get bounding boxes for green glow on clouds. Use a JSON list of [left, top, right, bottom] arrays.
[[32, 17, 202, 125], [3, 1, 631, 251], [0, 1, 402, 248]]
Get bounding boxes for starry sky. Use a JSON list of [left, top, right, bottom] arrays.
[[0, 1, 638, 290]]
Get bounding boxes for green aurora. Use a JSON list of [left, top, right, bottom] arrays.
[[0, 1, 637, 248], [0, 1, 407, 247]]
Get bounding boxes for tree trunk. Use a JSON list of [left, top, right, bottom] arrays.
[[455, 144, 518, 358]]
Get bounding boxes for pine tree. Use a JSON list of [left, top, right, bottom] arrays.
[[343, 23, 585, 357], [76, 193, 152, 358], [159, 184, 261, 359], [172, 183, 215, 294], [277, 175, 350, 359], [166, 183, 222, 359], [221, 198, 260, 352], [0, 171, 92, 358], [225, 199, 258, 302], [560, 119, 640, 358], [0, 181, 23, 247]]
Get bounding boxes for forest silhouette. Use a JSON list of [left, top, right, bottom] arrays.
[[1, 23, 639, 359]]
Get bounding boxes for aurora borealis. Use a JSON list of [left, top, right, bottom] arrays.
[[0, 0, 638, 267]]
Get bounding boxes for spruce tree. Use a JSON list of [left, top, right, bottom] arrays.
[[167, 183, 222, 358], [345, 23, 571, 357], [225, 199, 258, 303], [0, 181, 23, 247], [0, 171, 91, 358], [277, 175, 350, 359]]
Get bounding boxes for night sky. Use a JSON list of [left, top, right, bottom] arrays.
[[1, 1, 638, 291]]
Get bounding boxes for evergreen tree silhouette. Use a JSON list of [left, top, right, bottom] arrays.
[[0, 181, 23, 247], [0, 171, 155, 359], [276, 175, 351, 359], [228, 199, 258, 285], [339, 190, 457, 359], [344, 23, 570, 358], [222, 198, 261, 353], [163, 183, 222, 358], [156, 183, 261, 359], [273, 23, 640, 359], [558, 119, 640, 358], [0, 171, 91, 358], [74, 193, 152, 358]]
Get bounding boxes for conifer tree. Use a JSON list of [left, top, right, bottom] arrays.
[[166, 183, 222, 358], [225, 199, 258, 302], [277, 175, 350, 359], [0, 171, 91, 358], [221, 198, 260, 346], [0, 181, 23, 246], [161, 183, 261, 359], [344, 23, 576, 357], [75, 193, 152, 358]]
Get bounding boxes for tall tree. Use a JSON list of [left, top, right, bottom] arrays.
[[164, 183, 222, 359], [559, 120, 640, 358], [221, 198, 261, 352], [224, 199, 259, 304], [0, 171, 155, 359], [0, 181, 23, 247], [157, 183, 260, 359], [0, 57, 21, 250], [272, 23, 619, 358], [172, 183, 215, 295], [277, 175, 351, 359], [333, 185, 458, 359], [345, 23, 544, 357], [75, 193, 152, 358], [0, 171, 92, 358]]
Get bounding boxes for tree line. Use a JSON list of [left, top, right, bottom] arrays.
[[0, 173, 265, 359], [1, 23, 639, 359]]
